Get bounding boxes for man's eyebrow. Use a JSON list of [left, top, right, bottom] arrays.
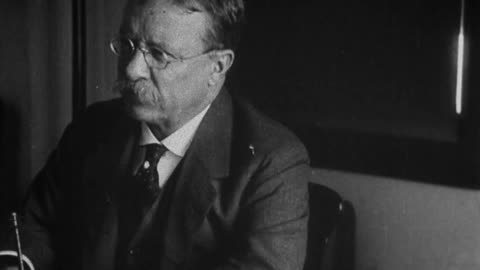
[[145, 39, 166, 50], [145, 39, 179, 58]]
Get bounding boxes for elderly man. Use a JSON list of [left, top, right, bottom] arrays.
[[1, 0, 310, 269]]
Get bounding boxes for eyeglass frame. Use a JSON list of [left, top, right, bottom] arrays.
[[109, 37, 217, 70]]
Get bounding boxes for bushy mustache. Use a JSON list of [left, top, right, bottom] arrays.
[[113, 79, 160, 104], [113, 79, 144, 95]]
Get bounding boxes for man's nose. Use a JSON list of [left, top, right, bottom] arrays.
[[125, 49, 150, 80]]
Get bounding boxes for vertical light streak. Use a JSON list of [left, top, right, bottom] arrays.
[[456, 0, 466, 115]]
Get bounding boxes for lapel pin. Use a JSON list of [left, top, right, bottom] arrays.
[[248, 144, 255, 156]]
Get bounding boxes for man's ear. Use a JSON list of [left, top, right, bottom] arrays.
[[209, 49, 235, 86]]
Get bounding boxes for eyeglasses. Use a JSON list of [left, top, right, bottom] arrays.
[[110, 37, 214, 70]]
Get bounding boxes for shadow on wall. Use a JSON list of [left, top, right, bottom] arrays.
[[0, 98, 22, 225]]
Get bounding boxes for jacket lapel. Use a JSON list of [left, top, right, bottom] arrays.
[[82, 110, 139, 219], [163, 89, 233, 265], [80, 108, 139, 270]]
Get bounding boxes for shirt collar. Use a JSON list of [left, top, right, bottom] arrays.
[[139, 105, 211, 157]]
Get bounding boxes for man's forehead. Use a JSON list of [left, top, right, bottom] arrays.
[[124, 0, 204, 19], [121, 0, 210, 52], [122, 0, 208, 29]]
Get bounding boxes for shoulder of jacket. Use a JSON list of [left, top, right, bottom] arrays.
[[231, 96, 310, 169], [60, 98, 133, 148]]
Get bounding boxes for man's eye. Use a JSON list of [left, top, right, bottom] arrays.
[[150, 48, 167, 62]]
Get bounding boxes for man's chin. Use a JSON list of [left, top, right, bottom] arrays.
[[122, 99, 164, 123]]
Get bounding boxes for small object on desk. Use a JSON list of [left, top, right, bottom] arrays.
[[11, 213, 24, 270]]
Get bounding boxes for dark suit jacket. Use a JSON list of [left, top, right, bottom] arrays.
[[18, 89, 310, 270]]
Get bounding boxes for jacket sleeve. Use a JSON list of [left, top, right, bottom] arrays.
[[12, 121, 80, 270], [214, 143, 310, 270]]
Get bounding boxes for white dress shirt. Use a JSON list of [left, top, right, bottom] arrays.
[[138, 104, 210, 187]]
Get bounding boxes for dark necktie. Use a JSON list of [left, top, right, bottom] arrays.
[[134, 143, 167, 206]]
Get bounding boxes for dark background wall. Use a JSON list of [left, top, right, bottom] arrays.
[[0, 0, 72, 218], [0, 1, 30, 217], [229, 0, 471, 186], [1, 0, 480, 269]]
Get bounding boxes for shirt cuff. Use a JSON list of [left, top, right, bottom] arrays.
[[0, 250, 35, 270]]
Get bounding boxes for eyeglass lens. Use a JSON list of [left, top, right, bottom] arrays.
[[111, 38, 134, 57]]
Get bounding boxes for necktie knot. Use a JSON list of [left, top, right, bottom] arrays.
[[144, 143, 167, 167], [134, 143, 167, 207]]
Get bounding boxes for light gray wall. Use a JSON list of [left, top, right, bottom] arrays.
[[313, 169, 480, 270]]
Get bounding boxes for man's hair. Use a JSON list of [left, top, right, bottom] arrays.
[[178, 0, 246, 51], [125, 0, 246, 51]]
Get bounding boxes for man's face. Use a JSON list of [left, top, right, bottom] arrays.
[[116, 0, 218, 135]]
